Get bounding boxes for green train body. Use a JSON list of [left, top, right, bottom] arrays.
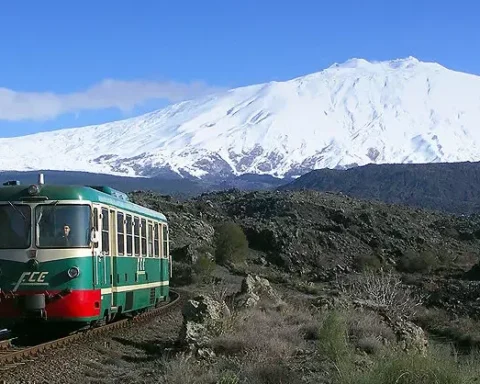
[[0, 175, 171, 330]]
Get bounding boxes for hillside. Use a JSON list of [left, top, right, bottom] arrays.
[[279, 161, 480, 215], [129, 187, 480, 356], [129, 189, 480, 281], [1, 57, 480, 180]]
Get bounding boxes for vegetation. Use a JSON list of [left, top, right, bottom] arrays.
[[353, 252, 383, 272], [213, 221, 249, 265], [192, 254, 216, 283], [337, 344, 480, 384], [156, 278, 480, 384], [397, 250, 437, 273]]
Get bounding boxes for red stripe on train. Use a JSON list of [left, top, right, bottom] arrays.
[[0, 289, 102, 319]]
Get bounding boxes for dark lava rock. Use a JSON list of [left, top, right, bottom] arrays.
[[129, 189, 480, 280], [420, 278, 480, 320]]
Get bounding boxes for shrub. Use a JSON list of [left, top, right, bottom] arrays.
[[193, 254, 216, 283], [397, 250, 437, 273], [214, 221, 248, 265], [338, 269, 423, 318], [354, 253, 382, 272]]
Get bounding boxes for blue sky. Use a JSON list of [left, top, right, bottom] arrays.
[[0, 0, 477, 138]]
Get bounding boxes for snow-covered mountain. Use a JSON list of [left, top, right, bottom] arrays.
[[2, 56, 480, 180]]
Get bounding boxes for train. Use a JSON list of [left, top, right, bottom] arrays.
[[0, 174, 171, 334]]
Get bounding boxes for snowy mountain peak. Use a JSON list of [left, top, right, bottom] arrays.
[[327, 56, 429, 71], [0, 57, 479, 181]]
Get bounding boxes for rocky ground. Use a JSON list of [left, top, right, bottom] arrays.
[[130, 189, 480, 278], [4, 270, 479, 384], [4, 188, 480, 383], [130, 188, 480, 324]]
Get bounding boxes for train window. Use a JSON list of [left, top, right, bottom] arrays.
[[141, 218, 147, 257], [134, 216, 140, 256], [162, 224, 168, 258], [154, 223, 159, 257], [117, 212, 124, 255], [126, 214, 133, 256], [0, 204, 31, 249], [101, 208, 109, 255], [148, 222, 154, 257], [35, 204, 90, 248]]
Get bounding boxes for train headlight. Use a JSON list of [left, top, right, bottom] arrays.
[[28, 184, 40, 195], [67, 266, 80, 279]]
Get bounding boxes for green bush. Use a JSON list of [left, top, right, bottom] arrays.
[[398, 250, 436, 273], [318, 310, 351, 364], [354, 253, 382, 272], [193, 254, 216, 283], [214, 222, 248, 265]]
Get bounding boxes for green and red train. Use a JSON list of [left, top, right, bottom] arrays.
[[0, 174, 171, 333]]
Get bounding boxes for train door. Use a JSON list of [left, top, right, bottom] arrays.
[[101, 207, 114, 308], [109, 209, 117, 308], [160, 223, 170, 282], [92, 205, 104, 291], [93, 204, 109, 289], [152, 223, 160, 282]]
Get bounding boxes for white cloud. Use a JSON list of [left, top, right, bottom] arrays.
[[0, 79, 222, 121]]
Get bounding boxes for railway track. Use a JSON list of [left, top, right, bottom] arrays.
[[0, 290, 181, 371]]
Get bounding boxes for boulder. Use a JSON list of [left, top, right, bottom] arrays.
[[230, 274, 284, 310], [383, 315, 428, 356], [179, 294, 228, 357]]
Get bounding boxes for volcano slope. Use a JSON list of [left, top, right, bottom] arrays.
[[131, 188, 480, 326], [131, 188, 480, 278]]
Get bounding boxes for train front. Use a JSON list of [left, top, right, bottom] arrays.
[[0, 180, 99, 331]]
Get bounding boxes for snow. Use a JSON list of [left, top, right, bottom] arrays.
[[1, 56, 480, 179]]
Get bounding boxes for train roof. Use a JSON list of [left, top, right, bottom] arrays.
[[0, 182, 167, 222]]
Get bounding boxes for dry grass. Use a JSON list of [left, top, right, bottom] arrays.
[[337, 343, 480, 384], [157, 294, 321, 383], [415, 307, 480, 350], [347, 309, 396, 341], [208, 302, 315, 363], [157, 355, 218, 384], [157, 278, 480, 384], [356, 336, 384, 355]]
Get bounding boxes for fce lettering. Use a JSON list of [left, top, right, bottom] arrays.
[[13, 272, 49, 291]]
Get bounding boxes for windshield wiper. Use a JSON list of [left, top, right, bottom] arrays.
[[7, 201, 27, 222]]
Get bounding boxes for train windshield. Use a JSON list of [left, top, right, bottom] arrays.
[[35, 204, 91, 248], [0, 204, 31, 249]]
